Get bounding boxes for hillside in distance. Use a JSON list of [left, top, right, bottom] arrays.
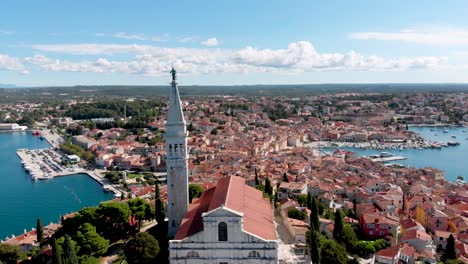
[[1, 83, 468, 102]]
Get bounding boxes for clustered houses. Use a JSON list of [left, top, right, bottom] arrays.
[[17, 93, 465, 262]]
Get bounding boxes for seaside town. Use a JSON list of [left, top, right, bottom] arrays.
[[0, 81, 467, 264]]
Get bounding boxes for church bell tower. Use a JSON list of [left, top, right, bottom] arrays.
[[165, 68, 189, 238]]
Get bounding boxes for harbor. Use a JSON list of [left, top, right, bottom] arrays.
[[0, 132, 115, 239], [16, 148, 121, 196]]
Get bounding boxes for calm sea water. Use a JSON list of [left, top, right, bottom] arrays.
[[323, 126, 468, 182], [0, 132, 113, 239]]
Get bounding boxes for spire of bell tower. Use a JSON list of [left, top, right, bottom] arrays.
[[167, 67, 185, 125], [165, 67, 189, 238]]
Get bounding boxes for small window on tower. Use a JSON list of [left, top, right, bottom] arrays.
[[174, 144, 178, 152]]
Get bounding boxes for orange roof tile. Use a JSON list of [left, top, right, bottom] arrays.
[[174, 176, 277, 241]]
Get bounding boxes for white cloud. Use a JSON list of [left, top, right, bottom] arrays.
[[350, 27, 468, 45], [231, 41, 446, 71], [177, 36, 198, 43], [201, 37, 219, 47], [21, 41, 448, 76], [114, 32, 168, 42], [0, 30, 13, 35], [0, 54, 28, 74]]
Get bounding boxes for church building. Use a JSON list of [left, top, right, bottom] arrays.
[[169, 176, 278, 264], [166, 69, 278, 263]]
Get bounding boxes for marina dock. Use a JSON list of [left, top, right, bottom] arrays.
[[370, 156, 407, 162], [16, 149, 120, 195]]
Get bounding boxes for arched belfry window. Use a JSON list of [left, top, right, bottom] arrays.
[[248, 251, 261, 258], [186, 251, 199, 258], [218, 222, 228, 241]]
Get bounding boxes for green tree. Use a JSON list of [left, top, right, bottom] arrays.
[[36, 218, 44, 245], [264, 177, 273, 198], [353, 241, 375, 258], [51, 237, 63, 264], [127, 198, 154, 231], [124, 232, 160, 264], [154, 183, 165, 225], [187, 123, 194, 132], [254, 169, 260, 186], [297, 194, 308, 207], [311, 197, 320, 231], [79, 256, 100, 264], [342, 224, 358, 251], [333, 210, 344, 242], [96, 201, 131, 241], [308, 230, 321, 264], [443, 234, 457, 261], [306, 192, 312, 210], [321, 239, 348, 264], [188, 184, 204, 203], [75, 223, 110, 256], [62, 235, 79, 264], [0, 244, 20, 264], [288, 208, 307, 221], [282, 172, 289, 182]]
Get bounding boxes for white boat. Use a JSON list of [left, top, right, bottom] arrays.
[[380, 152, 394, 158], [443, 130, 449, 133]]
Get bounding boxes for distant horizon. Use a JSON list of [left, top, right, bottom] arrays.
[[3, 82, 468, 89]]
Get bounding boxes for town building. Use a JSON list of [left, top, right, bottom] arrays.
[[169, 176, 278, 264]]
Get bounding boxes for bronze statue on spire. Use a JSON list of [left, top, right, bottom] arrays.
[[170, 67, 177, 81]]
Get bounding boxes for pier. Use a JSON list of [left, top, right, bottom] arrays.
[[370, 156, 407, 162]]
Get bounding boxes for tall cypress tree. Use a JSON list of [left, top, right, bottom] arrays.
[[282, 172, 289, 182], [36, 218, 44, 245], [155, 183, 165, 225], [306, 192, 312, 210], [254, 169, 260, 186], [51, 237, 63, 264], [333, 210, 344, 242], [443, 234, 457, 261], [310, 197, 320, 231], [62, 235, 78, 264], [264, 177, 273, 198], [308, 229, 321, 264]]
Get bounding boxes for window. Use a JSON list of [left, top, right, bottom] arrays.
[[218, 222, 228, 241], [369, 231, 374, 235], [186, 251, 199, 258], [379, 231, 384, 235], [367, 223, 375, 228], [248, 251, 261, 258]]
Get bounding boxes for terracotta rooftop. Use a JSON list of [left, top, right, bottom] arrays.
[[174, 176, 277, 241]]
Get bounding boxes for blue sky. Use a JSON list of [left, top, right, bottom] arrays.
[[1, 0, 468, 86]]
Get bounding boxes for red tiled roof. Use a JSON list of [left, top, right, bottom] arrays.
[[174, 176, 277, 241]]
